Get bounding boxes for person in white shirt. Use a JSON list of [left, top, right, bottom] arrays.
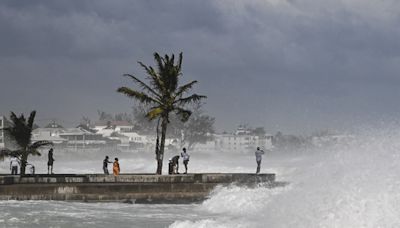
[[181, 148, 190, 174], [10, 157, 20, 175], [255, 147, 265, 174]]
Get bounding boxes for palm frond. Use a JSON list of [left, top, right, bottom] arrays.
[[145, 107, 164, 120], [29, 140, 53, 150], [174, 94, 207, 106], [117, 87, 161, 105], [153, 53, 165, 76], [174, 80, 198, 98], [27, 111, 36, 129], [9, 112, 19, 125], [138, 61, 165, 95], [0, 148, 19, 161], [29, 149, 41, 156], [177, 52, 183, 72], [123, 74, 161, 99]]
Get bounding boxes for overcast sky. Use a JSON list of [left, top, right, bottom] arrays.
[[1, 0, 400, 134]]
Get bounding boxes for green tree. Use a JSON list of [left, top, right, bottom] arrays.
[[117, 52, 206, 174], [172, 103, 215, 149], [0, 111, 53, 174]]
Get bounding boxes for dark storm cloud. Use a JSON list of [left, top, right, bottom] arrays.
[[1, 0, 400, 133]]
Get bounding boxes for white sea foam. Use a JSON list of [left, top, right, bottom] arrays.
[[170, 129, 400, 228], [2, 128, 400, 227]]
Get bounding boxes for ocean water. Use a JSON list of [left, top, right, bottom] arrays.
[[2, 129, 400, 227]]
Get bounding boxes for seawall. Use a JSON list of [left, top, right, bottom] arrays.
[[0, 173, 276, 203]]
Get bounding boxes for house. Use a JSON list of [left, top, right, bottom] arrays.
[[32, 122, 109, 149], [58, 128, 107, 148], [32, 123, 67, 144], [94, 121, 134, 133]]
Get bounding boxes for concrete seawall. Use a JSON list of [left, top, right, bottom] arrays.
[[0, 173, 276, 203]]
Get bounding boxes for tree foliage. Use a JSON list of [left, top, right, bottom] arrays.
[[117, 52, 206, 174], [0, 111, 53, 174]]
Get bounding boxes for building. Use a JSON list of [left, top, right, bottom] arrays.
[[185, 125, 273, 153], [94, 121, 134, 133], [58, 128, 107, 149], [214, 134, 272, 153], [32, 124, 67, 145], [32, 122, 109, 150]]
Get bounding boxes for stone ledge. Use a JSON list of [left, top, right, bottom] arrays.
[[0, 173, 277, 203]]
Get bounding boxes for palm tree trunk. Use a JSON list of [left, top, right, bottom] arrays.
[[156, 117, 168, 174], [20, 152, 27, 175]]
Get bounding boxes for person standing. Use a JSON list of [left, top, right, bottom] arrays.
[[113, 158, 120, 176], [47, 148, 55, 174], [255, 147, 265, 174], [10, 156, 20, 175], [103, 156, 112, 174], [181, 148, 190, 174]]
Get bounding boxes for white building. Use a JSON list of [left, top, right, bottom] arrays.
[[94, 121, 134, 133], [32, 125, 67, 144], [32, 124, 107, 149], [213, 133, 272, 153], [58, 128, 107, 148]]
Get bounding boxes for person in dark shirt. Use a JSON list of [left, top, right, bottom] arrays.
[[47, 148, 55, 174], [169, 155, 180, 174], [103, 156, 112, 174]]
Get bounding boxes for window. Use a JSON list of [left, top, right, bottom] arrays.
[[0, 119, 2, 127]]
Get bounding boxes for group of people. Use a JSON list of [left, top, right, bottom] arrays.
[[102, 147, 191, 176], [9, 148, 55, 175], [9, 147, 267, 175]]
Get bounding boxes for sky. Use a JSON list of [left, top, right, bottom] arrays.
[[1, 0, 400, 134]]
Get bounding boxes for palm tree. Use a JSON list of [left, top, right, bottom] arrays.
[[117, 52, 206, 174], [0, 111, 53, 175]]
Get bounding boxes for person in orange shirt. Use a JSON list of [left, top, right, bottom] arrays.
[[113, 157, 120, 176]]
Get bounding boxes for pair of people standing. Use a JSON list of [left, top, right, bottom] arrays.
[[168, 148, 190, 174], [103, 156, 120, 176]]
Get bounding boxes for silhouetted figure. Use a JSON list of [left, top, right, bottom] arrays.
[[255, 147, 265, 174], [47, 148, 55, 174], [168, 159, 174, 175], [103, 156, 112, 174], [169, 155, 180, 174], [113, 158, 120, 176], [10, 157, 20, 175], [181, 148, 190, 174]]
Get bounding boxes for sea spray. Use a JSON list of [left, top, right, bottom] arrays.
[[170, 129, 400, 228]]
